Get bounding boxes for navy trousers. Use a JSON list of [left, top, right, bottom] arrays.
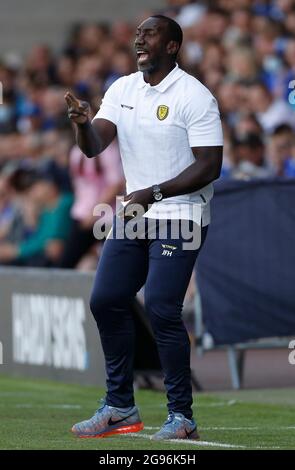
[[90, 216, 208, 419]]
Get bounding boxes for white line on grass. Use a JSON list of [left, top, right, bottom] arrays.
[[0, 392, 34, 397], [143, 426, 256, 431], [125, 432, 246, 449], [144, 425, 294, 431], [140, 400, 238, 409], [48, 404, 82, 409], [201, 426, 260, 431], [15, 404, 33, 408], [0, 397, 237, 408], [143, 426, 260, 432], [13, 403, 81, 409], [126, 432, 282, 449], [170, 438, 246, 448]]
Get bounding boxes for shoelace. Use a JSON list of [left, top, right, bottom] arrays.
[[163, 412, 176, 426], [163, 412, 192, 427], [94, 398, 107, 415]]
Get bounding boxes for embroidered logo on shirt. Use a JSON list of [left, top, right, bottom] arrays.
[[161, 244, 177, 250], [121, 104, 134, 109], [157, 105, 169, 120]]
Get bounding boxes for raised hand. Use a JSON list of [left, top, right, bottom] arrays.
[[64, 92, 90, 124]]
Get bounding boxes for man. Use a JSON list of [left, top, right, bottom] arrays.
[[65, 15, 223, 440]]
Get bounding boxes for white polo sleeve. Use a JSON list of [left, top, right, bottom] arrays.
[[92, 77, 124, 125], [183, 90, 223, 147]]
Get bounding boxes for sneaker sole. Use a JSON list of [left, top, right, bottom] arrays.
[[72, 421, 144, 438], [189, 430, 200, 440]]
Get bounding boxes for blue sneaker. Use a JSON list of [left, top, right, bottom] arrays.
[[71, 399, 144, 438], [152, 412, 199, 441]]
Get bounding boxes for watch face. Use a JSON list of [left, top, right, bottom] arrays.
[[154, 192, 163, 201]]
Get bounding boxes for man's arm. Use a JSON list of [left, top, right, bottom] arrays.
[[74, 119, 117, 158], [123, 145, 223, 214], [160, 146, 223, 198], [65, 92, 117, 158]]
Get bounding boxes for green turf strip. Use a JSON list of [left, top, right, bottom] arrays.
[[0, 376, 294, 450]]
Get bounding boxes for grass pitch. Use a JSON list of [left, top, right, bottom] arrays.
[[0, 375, 294, 450]]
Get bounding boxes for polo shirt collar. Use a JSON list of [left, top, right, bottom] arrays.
[[137, 64, 184, 93]]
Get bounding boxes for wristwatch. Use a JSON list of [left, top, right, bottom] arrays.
[[152, 184, 163, 202]]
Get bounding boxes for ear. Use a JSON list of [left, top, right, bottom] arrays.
[[166, 40, 179, 57]]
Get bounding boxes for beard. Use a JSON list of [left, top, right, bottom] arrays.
[[137, 57, 159, 73]]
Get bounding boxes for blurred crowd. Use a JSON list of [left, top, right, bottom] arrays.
[[1, 0, 295, 269]]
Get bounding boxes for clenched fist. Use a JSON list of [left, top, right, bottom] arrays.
[[64, 92, 90, 124]]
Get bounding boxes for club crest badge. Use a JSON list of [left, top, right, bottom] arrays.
[[157, 105, 169, 121]]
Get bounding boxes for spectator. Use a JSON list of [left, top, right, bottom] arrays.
[[284, 135, 295, 177], [267, 123, 294, 176], [217, 80, 242, 127], [0, 167, 73, 266], [6, 167, 40, 239], [278, 37, 295, 103], [0, 63, 17, 134], [248, 82, 295, 133], [25, 45, 56, 86], [0, 174, 25, 243], [59, 138, 124, 269], [231, 133, 274, 180], [226, 47, 260, 83], [234, 112, 263, 138]]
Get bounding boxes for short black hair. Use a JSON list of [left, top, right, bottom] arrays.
[[233, 132, 264, 149], [8, 168, 37, 193], [272, 123, 293, 136], [150, 14, 183, 54]]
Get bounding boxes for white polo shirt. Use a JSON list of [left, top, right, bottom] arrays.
[[93, 64, 223, 226]]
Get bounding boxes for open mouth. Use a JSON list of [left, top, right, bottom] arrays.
[[136, 50, 150, 64]]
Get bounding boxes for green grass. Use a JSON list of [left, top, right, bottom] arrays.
[[0, 375, 294, 450]]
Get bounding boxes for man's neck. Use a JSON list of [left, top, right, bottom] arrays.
[[143, 62, 176, 87]]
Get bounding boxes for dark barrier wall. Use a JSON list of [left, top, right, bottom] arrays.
[[0, 267, 160, 384], [0, 268, 107, 384], [197, 179, 295, 345]]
